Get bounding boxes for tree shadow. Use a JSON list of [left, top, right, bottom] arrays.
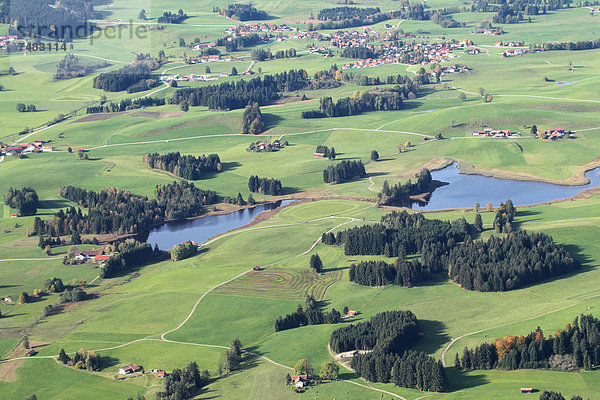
[[445, 367, 489, 391], [39, 199, 74, 210], [411, 319, 451, 355], [283, 186, 300, 195], [99, 355, 120, 370], [218, 161, 241, 173], [262, 113, 284, 131], [321, 265, 349, 273]]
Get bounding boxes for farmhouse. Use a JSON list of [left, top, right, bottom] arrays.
[[521, 387, 533, 393], [74, 249, 104, 262], [25, 350, 37, 357], [291, 375, 308, 388], [119, 364, 142, 375], [314, 152, 325, 158]]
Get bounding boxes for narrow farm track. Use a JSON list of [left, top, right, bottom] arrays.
[[0, 207, 410, 398]]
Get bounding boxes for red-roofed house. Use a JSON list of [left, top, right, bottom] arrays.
[[119, 364, 141, 375], [94, 254, 112, 262]]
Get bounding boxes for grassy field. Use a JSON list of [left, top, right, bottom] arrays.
[[1, 0, 600, 398]]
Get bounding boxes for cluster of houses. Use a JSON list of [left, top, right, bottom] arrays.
[[471, 28, 503, 35], [165, 73, 218, 82], [472, 128, 515, 137], [247, 140, 284, 152], [1, 141, 53, 157], [589, 7, 600, 14], [73, 249, 113, 265], [188, 42, 217, 51], [537, 127, 574, 140], [187, 54, 222, 64], [225, 23, 298, 36], [118, 364, 167, 377], [0, 35, 19, 49], [341, 57, 396, 69], [495, 41, 525, 47], [327, 28, 379, 49], [424, 64, 471, 77], [502, 48, 529, 57]]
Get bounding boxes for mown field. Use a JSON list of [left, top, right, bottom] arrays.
[[1, 0, 600, 398]]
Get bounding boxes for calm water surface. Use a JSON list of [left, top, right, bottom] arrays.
[[140, 200, 294, 250]]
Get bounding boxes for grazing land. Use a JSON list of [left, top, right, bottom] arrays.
[[1, 0, 600, 398]]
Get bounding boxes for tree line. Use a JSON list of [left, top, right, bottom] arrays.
[[330, 310, 448, 391], [32, 182, 218, 238], [536, 38, 600, 51], [323, 160, 366, 184], [349, 259, 430, 288], [248, 176, 283, 196], [170, 69, 311, 111], [304, 87, 410, 119], [143, 152, 222, 180], [86, 96, 165, 114], [250, 48, 297, 61], [326, 210, 469, 256], [4, 187, 39, 216], [458, 314, 600, 373], [274, 295, 341, 332]]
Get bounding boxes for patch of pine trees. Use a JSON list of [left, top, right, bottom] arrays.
[[171, 69, 310, 110], [274, 295, 341, 332], [55, 54, 107, 79], [377, 169, 436, 206], [306, 87, 409, 119], [143, 152, 222, 180], [349, 259, 430, 287], [443, 230, 579, 292], [324, 208, 579, 292], [223, 4, 268, 21], [322, 160, 366, 184], [157, 9, 187, 24], [330, 310, 448, 392], [458, 315, 600, 373], [33, 182, 219, 238], [248, 176, 283, 196], [93, 64, 158, 93]]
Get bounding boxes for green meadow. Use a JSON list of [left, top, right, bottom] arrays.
[[1, 0, 600, 398]]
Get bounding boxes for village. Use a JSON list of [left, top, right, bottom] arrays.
[[0, 141, 53, 157]]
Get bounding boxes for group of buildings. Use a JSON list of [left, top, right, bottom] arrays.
[[72, 249, 113, 265], [1, 141, 53, 156], [118, 363, 166, 377], [472, 128, 514, 137]]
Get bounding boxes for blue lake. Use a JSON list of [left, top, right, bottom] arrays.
[[418, 163, 600, 210], [141, 200, 294, 250]]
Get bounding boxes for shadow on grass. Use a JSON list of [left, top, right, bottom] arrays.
[[38, 199, 73, 211], [262, 113, 284, 131], [445, 366, 489, 391], [412, 319, 451, 355], [99, 355, 120, 370]]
